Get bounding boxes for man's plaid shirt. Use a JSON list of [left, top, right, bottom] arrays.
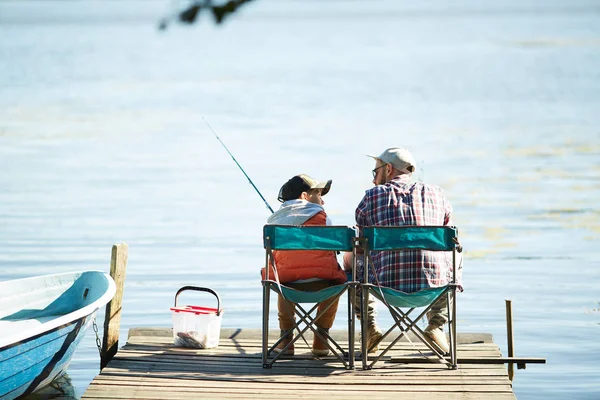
[[355, 174, 455, 293]]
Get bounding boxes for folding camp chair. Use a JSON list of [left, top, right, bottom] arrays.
[[262, 224, 358, 369], [359, 226, 460, 370]]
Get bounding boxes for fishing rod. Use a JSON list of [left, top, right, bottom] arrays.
[[203, 118, 274, 214]]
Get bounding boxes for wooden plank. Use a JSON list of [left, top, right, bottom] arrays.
[[92, 373, 510, 386], [83, 386, 516, 400], [93, 371, 512, 386], [101, 243, 128, 369], [84, 379, 514, 393], [107, 346, 509, 369], [121, 341, 503, 355], [107, 358, 506, 375], [96, 369, 511, 385], [116, 346, 503, 358], [106, 355, 509, 373], [128, 340, 503, 352], [100, 365, 510, 380], [128, 327, 494, 344], [113, 352, 504, 366]]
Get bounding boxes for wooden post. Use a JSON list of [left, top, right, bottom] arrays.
[[101, 243, 128, 370], [505, 299, 515, 381]]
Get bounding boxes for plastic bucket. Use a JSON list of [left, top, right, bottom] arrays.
[[170, 286, 223, 349]]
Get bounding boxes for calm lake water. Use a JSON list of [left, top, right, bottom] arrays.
[[1, 0, 599, 398]]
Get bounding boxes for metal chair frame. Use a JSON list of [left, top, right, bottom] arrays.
[[359, 225, 459, 370]]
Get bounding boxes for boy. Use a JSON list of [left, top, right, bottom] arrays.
[[263, 174, 347, 356]]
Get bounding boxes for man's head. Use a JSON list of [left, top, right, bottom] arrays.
[[277, 174, 332, 205], [368, 147, 416, 185]]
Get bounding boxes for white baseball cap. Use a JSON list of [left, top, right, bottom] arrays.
[[368, 147, 416, 174]]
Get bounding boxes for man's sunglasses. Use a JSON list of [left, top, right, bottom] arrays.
[[372, 164, 387, 178]]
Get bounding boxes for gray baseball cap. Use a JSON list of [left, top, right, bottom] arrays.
[[368, 147, 416, 174]]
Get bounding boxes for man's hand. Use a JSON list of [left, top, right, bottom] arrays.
[[453, 237, 463, 253]]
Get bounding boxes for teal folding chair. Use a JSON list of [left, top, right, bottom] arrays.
[[360, 226, 460, 370], [262, 225, 358, 369]]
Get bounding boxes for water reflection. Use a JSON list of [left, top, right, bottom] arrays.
[[22, 374, 76, 400]]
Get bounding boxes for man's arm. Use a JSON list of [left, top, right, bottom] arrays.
[[354, 193, 372, 254], [442, 195, 462, 252], [442, 193, 453, 226], [355, 193, 370, 228]]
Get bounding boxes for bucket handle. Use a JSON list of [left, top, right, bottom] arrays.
[[174, 286, 222, 316]]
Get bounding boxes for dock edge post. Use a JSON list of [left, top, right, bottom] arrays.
[[101, 243, 128, 370], [505, 299, 515, 381]]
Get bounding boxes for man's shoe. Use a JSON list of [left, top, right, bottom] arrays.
[[423, 325, 449, 354], [312, 327, 330, 357], [366, 324, 383, 353], [273, 331, 294, 355]]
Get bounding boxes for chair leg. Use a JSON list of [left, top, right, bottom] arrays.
[[348, 284, 355, 369], [262, 282, 271, 368], [449, 290, 458, 370], [361, 287, 371, 370]]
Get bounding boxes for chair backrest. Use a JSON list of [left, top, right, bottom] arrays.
[[361, 226, 459, 285], [263, 225, 357, 282], [362, 226, 457, 252], [263, 225, 356, 251]]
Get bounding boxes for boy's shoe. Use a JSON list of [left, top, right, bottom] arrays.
[[366, 323, 383, 353], [423, 325, 449, 354], [273, 331, 294, 355], [312, 327, 330, 357]]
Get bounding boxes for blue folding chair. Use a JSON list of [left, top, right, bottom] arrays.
[[359, 226, 460, 370], [262, 225, 358, 369]]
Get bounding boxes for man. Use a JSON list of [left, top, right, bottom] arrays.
[[263, 174, 348, 356], [352, 147, 461, 353]]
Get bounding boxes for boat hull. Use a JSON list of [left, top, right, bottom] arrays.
[[0, 271, 115, 399]]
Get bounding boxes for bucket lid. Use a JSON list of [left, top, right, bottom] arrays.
[[170, 305, 222, 315]]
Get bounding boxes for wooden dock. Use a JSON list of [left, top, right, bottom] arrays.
[[82, 328, 516, 399]]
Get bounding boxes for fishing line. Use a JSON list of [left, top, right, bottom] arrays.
[[203, 117, 274, 214]]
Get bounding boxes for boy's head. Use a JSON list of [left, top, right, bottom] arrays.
[[277, 174, 332, 205]]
